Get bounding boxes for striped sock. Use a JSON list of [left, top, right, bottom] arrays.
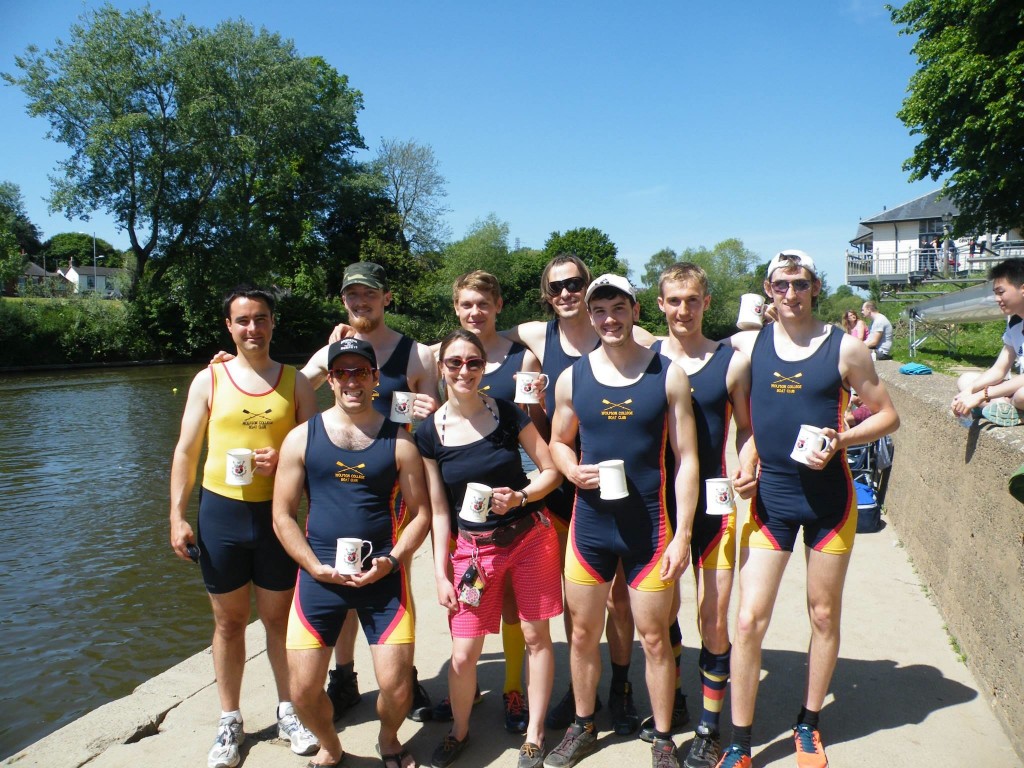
[[698, 644, 731, 732]]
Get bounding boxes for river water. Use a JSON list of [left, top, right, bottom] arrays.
[[0, 363, 333, 758]]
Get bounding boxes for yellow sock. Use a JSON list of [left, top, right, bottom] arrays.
[[502, 620, 526, 694]]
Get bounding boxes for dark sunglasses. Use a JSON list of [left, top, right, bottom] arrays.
[[769, 279, 812, 295], [328, 367, 375, 381], [547, 277, 586, 295], [442, 356, 486, 372]]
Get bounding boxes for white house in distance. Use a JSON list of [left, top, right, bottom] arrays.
[[58, 260, 124, 296], [845, 189, 1024, 288]]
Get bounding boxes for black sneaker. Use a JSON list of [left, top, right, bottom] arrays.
[[545, 687, 603, 731], [432, 732, 468, 768], [504, 690, 529, 734], [408, 666, 433, 722], [326, 668, 360, 722], [652, 737, 680, 768], [543, 722, 597, 768], [639, 691, 690, 742], [518, 741, 545, 768], [609, 682, 639, 735], [683, 726, 721, 768], [432, 685, 482, 721]]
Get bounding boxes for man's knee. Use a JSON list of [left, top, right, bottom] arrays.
[[957, 371, 980, 392]]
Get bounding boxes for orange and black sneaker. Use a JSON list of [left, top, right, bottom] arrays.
[[713, 745, 751, 768], [792, 723, 828, 768]]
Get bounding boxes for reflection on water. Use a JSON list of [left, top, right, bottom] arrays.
[[0, 364, 333, 758]]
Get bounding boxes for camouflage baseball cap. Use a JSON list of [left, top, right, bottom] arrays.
[[342, 262, 388, 291]]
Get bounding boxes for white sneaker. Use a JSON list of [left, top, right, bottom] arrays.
[[277, 703, 319, 756], [208, 715, 244, 768]]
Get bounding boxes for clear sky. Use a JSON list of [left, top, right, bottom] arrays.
[[0, 0, 938, 288]]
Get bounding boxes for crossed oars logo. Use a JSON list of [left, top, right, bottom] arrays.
[[772, 371, 803, 386], [242, 408, 273, 425], [601, 397, 633, 414], [335, 461, 366, 480]]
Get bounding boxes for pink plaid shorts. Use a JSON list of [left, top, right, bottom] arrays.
[[449, 515, 563, 638]]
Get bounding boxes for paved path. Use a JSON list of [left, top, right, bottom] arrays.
[[6, 506, 1019, 768]]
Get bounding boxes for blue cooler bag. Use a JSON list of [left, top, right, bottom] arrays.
[[855, 479, 881, 533]]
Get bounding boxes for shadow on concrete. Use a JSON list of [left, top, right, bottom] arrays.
[[742, 650, 978, 764]]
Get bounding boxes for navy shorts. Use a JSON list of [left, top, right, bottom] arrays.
[[197, 489, 297, 594]]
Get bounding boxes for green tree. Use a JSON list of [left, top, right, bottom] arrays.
[[0, 226, 28, 291], [640, 238, 764, 340], [0, 181, 41, 256], [890, 0, 1024, 234], [544, 227, 628, 277], [640, 247, 678, 288], [41, 233, 119, 270], [374, 137, 450, 253], [6, 5, 365, 301]]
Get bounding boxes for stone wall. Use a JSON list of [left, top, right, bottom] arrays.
[[879, 361, 1024, 758]]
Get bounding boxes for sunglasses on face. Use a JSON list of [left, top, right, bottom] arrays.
[[769, 279, 812, 295], [442, 356, 486, 372], [547, 277, 586, 295], [328, 367, 375, 382]]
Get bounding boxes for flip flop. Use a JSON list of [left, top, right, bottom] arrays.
[[306, 754, 345, 768], [376, 743, 416, 768]]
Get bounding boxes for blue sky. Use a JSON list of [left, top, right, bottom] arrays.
[[0, 0, 937, 289]]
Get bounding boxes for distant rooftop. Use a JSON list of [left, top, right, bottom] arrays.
[[860, 189, 960, 226]]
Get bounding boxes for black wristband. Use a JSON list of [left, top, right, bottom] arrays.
[[385, 554, 400, 572]]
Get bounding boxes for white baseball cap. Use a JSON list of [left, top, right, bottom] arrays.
[[767, 249, 817, 280], [584, 273, 637, 305]]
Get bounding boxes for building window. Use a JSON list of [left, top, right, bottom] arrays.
[[86, 275, 95, 289]]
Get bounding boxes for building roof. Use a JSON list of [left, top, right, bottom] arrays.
[[23, 262, 59, 277], [64, 265, 125, 278], [850, 224, 872, 245], [860, 189, 960, 226]]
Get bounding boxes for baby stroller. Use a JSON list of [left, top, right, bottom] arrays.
[[846, 435, 894, 533]]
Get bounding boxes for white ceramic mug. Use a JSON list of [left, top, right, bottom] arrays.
[[514, 371, 549, 404], [598, 459, 629, 500], [225, 448, 253, 486], [736, 293, 766, 331], [389, 391, 414, 423], [790, 424, 830, 465], [705, 477, 737, 516], [459, 483, 493, 523], [335, 538, 373, 575]]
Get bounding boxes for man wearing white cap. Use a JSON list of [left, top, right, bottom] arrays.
[[547, 274, 700, 768], [719, 251, 899, 768]]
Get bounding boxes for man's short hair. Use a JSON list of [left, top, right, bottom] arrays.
[[539, 254, 592, 315], [659, 262, 709, 297], [453, 270, 502, 304], [222, 286, 275, 318], [989, 258, 1024, 286], [862, 300, 878, 312]]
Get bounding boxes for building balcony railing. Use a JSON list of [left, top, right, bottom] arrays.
[[846, 240, 1024, 284]]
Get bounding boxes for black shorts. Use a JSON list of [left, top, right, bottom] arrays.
[[197, 489, 297, 594]]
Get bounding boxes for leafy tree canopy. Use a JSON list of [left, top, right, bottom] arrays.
[[5, 5, 365, 298], [0, 181, 42, 255], [544, 227, 628, 277], [373, 137, 450, 253], [890, 0, 1024, 233], [41, 232, 120, 269]]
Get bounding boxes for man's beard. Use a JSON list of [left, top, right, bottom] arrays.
[[351, 314, 381, 334]]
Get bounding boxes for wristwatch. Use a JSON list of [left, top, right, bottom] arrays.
[[385, 554, 400, 572]]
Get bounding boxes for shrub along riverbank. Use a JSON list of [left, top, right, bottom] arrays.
[[0, 295, 346, 368]]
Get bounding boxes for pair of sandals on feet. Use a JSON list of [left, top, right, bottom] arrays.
[[306, 744, 416, 768]]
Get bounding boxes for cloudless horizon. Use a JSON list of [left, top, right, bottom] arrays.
[[1, 0, 939, 289]]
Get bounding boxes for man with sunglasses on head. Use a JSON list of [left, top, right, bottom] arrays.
[[303, 262, 439, 722], [170, 287, 319, 768], [547, 274, 700, 768], [719, 251, 899, 768], [274, 338, 432, 768], [505, 255, 654, 735]]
